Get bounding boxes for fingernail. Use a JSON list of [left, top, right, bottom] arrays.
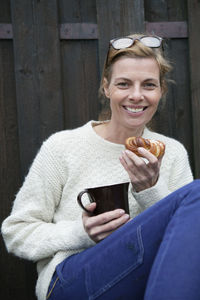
[[119, 209, 125, 215], [138, 147, 144, 153], [125, 150, 132, 155], [124, 214, 130, 220]]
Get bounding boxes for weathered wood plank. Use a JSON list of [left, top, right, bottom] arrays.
[[59, 0, 100, 128], [60, 23, 98, 39], [59, 0, 97, 23], [144, 0, 187, 21], [61, 40, 100, 129], [0, 0, 12, 22], [96, 0, 145, 73], [0, 3, 36, 300], [0, 40, 20, 211], [151, 39, 194, 168], [11, 0, 63, 178], [0, 40, 25, 300], [0, 23, 13, 39], [165, 0, 188, 21], [145, 21, 187, 38], [145, 0, 194, 172], [0, 22, 189, 40], [187, 0, 200, 178]]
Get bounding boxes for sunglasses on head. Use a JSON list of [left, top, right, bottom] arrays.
[[110, 36, 163, 50], [105, 35, 163, 66]]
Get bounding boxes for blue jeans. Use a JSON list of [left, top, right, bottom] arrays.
[[47, 180, 200, 300]]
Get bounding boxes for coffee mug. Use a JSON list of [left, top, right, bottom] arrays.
[[77, 182, 129, 215]]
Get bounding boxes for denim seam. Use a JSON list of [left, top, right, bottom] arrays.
[[144, 193, 184, 298], [88, 225, 144, 300], [46, 276, 59, 299]]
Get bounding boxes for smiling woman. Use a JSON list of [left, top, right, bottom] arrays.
[[99, 34, 171, 114], [2, 33, 197, 300], [102, 57, 162, 140]]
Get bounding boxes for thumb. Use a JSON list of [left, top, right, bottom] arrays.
[[82, 202, 96, 218], [85, 202, 96, 212]]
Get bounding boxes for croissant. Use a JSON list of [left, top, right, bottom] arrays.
[[125, 136, 165, 159]]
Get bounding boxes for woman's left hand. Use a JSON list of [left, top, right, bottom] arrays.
[[120, 147, 163, 192]]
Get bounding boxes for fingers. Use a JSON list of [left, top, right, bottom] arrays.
[[83, 202, 96, 214], [82, 202, 96, 226], [90, 213, 129, 242], [120, 150, 142, 173], [84, 209, 125, 227], [125, 148, 157, 164], [120, 149, 151, 177], [120, 149, 161, 192], [83, 209, 130, 243]]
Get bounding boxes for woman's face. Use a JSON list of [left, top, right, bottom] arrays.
[[104, 57, 162, 134]]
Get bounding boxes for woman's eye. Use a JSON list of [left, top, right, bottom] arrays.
[[144, 82, 157, 89], [117, 82, 128, 88]]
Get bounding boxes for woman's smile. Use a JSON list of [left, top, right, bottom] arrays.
[[123, 105, 148, 114]]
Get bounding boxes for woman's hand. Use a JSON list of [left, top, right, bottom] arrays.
[[82, 203, 130, 243], [120, 147, 163, 192]]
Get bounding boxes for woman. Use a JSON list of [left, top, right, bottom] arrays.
[[2, 34, 199, 300]]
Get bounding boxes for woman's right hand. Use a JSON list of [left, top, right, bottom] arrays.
[[82, 203, 130, 243]]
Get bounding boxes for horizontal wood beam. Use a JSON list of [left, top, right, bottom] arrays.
[[0, 21, 188, 40], [60, 23, 98, 39], [145, 21, 188, 38], [0, 23, 13, 39]]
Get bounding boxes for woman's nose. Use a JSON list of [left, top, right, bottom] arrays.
[[128, 87, 143, 101]]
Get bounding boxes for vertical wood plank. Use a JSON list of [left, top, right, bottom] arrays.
[[0, 40, 29, 300], [144, 0, 187, 22], [96, 0, 145, 73], [11, 0, 64, 178], [59, 0, 97, 23], [0, 2, 29, 300], [145, 0, 194, 171], [59, 0, 100, 128], [187, 0, 200, 178], [0, 3, 37, 300], [61, 40, 100, 129]]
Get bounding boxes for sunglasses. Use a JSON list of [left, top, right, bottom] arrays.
[[110, 36, 163, 50], [105, 35, 163, 66]]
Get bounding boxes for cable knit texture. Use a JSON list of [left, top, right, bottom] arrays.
[[1, 121, 193, 300]]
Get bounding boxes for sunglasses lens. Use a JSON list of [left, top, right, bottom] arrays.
[[140, 36, 161, 47], [112, 38, 133, 50]]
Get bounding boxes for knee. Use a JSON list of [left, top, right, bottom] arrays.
[[188, 179, 200, 190], [181, 179, 200, 201]]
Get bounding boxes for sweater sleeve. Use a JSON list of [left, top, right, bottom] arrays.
[[1, 138, 95, 262], [131, 142, 193, 210], [130, 175, 170, 210]]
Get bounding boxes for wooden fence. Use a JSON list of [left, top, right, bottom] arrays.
[[0, 0, 200, 299]]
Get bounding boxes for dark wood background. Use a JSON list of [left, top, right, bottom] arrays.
[[0, 0, 199, 299]]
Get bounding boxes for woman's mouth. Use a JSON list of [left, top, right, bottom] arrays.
[[123, 106, 147, 113]]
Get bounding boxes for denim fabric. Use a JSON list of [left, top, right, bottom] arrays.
[[47, 180, 200, 300]]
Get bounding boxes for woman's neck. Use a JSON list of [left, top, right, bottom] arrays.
[[93, 121, 145, 145]]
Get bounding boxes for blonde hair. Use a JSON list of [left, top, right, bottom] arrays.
[[98, 33, 172, 120]]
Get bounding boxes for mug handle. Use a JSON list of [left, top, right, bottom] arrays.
[[77, 190, 94, 213]]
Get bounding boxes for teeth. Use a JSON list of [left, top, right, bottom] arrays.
[[125, 107, 144, 113]]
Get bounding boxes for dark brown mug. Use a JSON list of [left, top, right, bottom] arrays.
[[77, 182, 129, 215]]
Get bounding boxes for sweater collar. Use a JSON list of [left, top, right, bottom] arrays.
[[84, 120, 152, 152]]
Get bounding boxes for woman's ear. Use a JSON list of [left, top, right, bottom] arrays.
[[103, 78, 110, 98]]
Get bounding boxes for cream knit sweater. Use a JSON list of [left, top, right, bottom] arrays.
[[1, 121, 193, 300]]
